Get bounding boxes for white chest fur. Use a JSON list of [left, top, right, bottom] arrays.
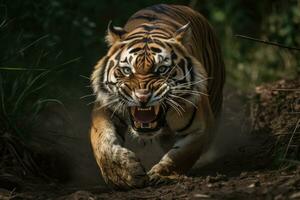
[[123, 133, 167, 171]]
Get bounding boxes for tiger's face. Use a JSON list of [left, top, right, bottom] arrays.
[[92, 22, 207, 136], [112, 42, 177, 133]]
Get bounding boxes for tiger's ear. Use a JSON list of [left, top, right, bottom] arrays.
[[173, 22, 191, 43], [105, 21, 127, 46]]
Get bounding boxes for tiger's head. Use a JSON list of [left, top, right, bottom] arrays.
[[92, 22, 207, 137]]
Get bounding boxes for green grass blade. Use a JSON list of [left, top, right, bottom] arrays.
[[0, 73, 7, 117], [12, 70, 50, 114]]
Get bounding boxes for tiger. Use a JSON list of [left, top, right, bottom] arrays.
[[90, 4, 225, 189]]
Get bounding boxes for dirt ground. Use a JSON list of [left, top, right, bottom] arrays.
[[1, 165, 300, 200], [0, 79, 299, 200]]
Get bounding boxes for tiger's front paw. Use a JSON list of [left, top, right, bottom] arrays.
[[147, 164, 179, 186], [101, 148, 148, 189], [123, 158, 149, 188]]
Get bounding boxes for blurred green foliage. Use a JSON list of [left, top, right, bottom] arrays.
[[1, 0, 299, 92], [197, 0, 300, 89]]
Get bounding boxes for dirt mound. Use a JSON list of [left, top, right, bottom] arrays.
[[253, 79, 300, 161]]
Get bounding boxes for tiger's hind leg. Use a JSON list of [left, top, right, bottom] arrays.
[[90, 110, 148, 189]]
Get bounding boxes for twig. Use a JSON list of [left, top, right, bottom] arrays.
[[130, 191, 171, 199], [286, 112, 300, 115], [235, 34, 300, 51], [272, 88, 300, 92], [283, 118, 300, 159]]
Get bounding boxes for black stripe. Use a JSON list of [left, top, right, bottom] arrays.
[[119, 89, 132, 102], [153, 39, 166, 47], [173, 58, 188, 84], [129, 15, 157, 22], [163, 20, 181, 29], [126, 39, 145, 49], [176, 108, 196, 132], [143, 4, 181, 28], [124, 35, 144, 41], [149, 30, 170, 36], [185, 57, 194, 83], [142, 37, 152, 43], [175, 79, 188, 85], [171, 51, 178, 60], [122, 84, 132, 98], [150, 47, 162, 53], [138, 24, 156, 31], [99, 57, 110, 93], [149, 34, 170, 39], [126, 31, 147, 37], [114, 50, 122, 63], [129, 47, 142, 54], [146, 4, 174, 19]]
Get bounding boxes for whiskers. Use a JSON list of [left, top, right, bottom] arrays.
[[80, 93, 96, 99], [110, 101, 124, 118], [80, 93, 97, 106], [161, 101, 168, 114], [80, 75, 91, 80], [172, 89, 208, 97], [111, 99, 127, 118], [96, 98, 119, 110], [164, 77, 212, 117], [165, 97, 184, 117], [92, 95, 128, 119], [168, 94, 198, 109], [172, 77, 212, 89], [170, 78, 211, 98]]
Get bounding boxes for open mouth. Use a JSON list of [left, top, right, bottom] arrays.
[[129, 105, 164, 132]]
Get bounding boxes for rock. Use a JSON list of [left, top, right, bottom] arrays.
[[290, 192, 300, 199], [206, 174, 228, 183], [248, 180, 260, 188], [61, 191, 96, 200], [240, 172, 248, 179], [193, 193, 211, 198]]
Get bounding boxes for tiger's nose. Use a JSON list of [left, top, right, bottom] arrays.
[[135, 89, 151, 103]]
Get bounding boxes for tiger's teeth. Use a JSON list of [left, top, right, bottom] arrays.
[[134, 121, 141, 128], [131, 107, 135, 114], [137, 107, 151, 111], [152, 121, 157, 128], [133, 120, 159, 129], [141, 123, 151, 128], [154, 105, 159, 115]]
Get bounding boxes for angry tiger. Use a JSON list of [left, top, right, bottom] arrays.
[[90, 4, 225, 189]]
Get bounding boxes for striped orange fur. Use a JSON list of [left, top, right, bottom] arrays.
[[90, 4, 225, 189]]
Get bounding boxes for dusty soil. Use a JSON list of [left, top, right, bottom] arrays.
[[1, 165, 300, 200], [64, 166, 300, 200], [0, 78, 299, 200]]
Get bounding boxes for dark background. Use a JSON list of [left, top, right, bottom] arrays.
[[1, 0, 299, 92], [0, 0, 299, 186]]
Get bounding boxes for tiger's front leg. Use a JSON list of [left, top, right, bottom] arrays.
[[148, 98, 214, 185], [90, 109, 148, 189], [148, 132, 205, 184]]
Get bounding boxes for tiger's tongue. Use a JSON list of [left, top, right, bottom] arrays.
[[133, 107, 156, 123]]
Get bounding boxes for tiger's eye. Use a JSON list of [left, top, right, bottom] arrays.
[[157, 65, 169, 74], [121, 67, 132, 75]]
